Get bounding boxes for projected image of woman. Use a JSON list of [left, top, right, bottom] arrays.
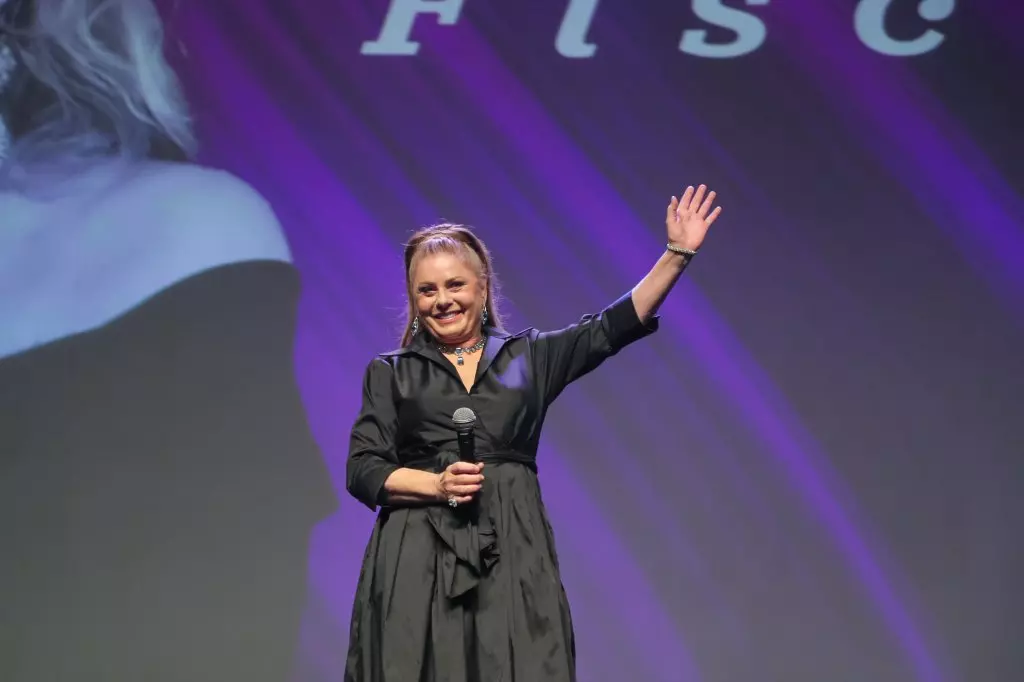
[[0, 1, 334, 680], [344, 185, 722, 680]]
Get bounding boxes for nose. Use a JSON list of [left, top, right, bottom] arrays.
[[436, 292, 452, 309]]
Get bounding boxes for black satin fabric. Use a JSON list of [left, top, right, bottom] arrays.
[[344, 293, 658, 682]]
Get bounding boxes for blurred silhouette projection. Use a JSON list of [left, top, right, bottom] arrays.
[[0, 1, 335, 680]]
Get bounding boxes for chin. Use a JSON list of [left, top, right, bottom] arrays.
[[433, 330, 465, 345], [430, 321, 473, 345]]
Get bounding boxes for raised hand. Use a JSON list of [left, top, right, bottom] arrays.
[[666, 184, 722, 253]]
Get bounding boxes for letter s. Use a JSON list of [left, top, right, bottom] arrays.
[[680, 0, 771, 59]]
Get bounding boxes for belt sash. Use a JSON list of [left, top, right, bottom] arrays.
[[393, 449, 534, 599]]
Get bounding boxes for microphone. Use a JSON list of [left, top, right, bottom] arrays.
[[452, 407, 477, 463]]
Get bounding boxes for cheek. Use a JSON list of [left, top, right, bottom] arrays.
[[457, 293, 482, 311]]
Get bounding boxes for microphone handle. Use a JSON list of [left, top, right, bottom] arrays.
[[456, 428, 476, 463], [454, 427, 481, 516]]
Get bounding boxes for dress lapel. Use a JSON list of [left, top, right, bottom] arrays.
[[404, 333, 462, 384], [474, 327, 512, 382], [385, 326, 516, 390]]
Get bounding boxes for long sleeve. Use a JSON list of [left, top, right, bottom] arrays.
[[533, 292, 659, 405], [346, 357, 402, 510]]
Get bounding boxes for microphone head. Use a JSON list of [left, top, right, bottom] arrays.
[[452, 407, 477, 427]]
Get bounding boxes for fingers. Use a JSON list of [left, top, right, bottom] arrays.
[[441, 462, 485, 499], [676, 183, 722, 226], [448, 461, 483, 475], [666, 196, 678, 223], [449, 473, 484, 486], [689, 184, 706, 211], [680, 185, 695, 210], [697, 189, 716, 219], [706, 205, 723, 226]]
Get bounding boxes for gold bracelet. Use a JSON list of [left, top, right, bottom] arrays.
[[666, 243, 697, 257]]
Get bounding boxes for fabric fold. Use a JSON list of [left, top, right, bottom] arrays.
[[423, 451, 500, 599]]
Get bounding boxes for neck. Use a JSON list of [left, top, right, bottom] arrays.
[[437, 333, 482, 349]]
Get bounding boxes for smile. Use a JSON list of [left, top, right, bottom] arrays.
[[434, 311, 463, 324]]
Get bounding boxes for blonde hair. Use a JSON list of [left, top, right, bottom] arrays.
[[0, 0, 195, 165], [401, 223, 504, 347]]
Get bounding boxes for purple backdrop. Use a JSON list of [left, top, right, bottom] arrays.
[[161, 2, 1023, 680]]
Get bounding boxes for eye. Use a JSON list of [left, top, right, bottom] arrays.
[[417, 285, 435, 296]]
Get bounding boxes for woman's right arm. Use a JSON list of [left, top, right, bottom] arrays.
[[380, 468, 444, 504], [346, 358, 483, 509], [377, 464, 483, 506]]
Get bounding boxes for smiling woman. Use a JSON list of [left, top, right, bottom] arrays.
[[344, 188, 721, 681], [412, 249, 485, 350], [402, 223, 504, 349]]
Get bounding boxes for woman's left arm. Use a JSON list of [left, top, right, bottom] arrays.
[[532, 184, 722, 404], [631, 184, 723, 322]]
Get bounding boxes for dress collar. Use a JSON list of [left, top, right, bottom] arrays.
[[381, 325, 526, 383]]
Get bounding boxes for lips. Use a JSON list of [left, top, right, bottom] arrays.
[[434, 310, 463, 325]]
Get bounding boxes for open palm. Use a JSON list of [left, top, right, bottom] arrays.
[[667, 184, 722, 252]]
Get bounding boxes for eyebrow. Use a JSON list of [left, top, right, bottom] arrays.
[[417, 277, 466, 287]]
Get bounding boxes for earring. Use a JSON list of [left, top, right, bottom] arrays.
[[411, 317, 420, 335], [481, 308, 489, 327]]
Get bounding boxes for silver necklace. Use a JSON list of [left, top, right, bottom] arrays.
[[436, 337, 486, 365]]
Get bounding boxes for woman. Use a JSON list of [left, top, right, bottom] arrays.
[[0, 1, 334, 680], [345, 185, 722, 680]]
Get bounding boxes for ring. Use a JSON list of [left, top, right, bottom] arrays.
[[447, 497, 458, 508]]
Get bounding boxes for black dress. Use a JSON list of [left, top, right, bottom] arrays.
[[344, 293, 658, 682], [0, 261, 336, 682]]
